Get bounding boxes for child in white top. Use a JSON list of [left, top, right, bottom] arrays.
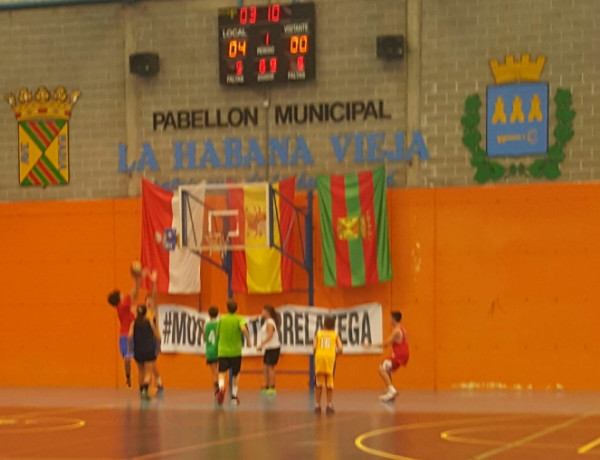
[[257, 305, 281, 395]]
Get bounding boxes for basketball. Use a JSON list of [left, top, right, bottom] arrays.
[[131, 260, 143, 276]]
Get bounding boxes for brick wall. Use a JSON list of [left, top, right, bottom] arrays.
[[0, 3, 127, 201], [0, 0, 596, 201], [0, 0, 407, 201], [421, 0, 599, 186]]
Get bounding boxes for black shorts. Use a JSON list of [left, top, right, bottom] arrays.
[[264, 348, 281, 366], [218, 356, 242, 376], [134, 352, 156, 364]]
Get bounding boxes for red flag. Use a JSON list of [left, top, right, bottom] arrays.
[[140, 179, 201, 293]]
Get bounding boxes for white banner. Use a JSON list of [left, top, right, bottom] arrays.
[[157, 303, 383, 356]]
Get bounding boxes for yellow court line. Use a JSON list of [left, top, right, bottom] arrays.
[[442, 423, 598, 452], [355, 427, 420, 460], [468, 414, 589, 460], [354, 415, 527, 460], [0, 406, 84, 420], [578, 436, 600, 454]]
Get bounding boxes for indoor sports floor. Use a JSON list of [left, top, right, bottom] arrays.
[[2, 388, 600, 459]]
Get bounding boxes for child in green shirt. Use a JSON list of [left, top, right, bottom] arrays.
[[217, 299, 250, 405], [204, 306, 219, 397]]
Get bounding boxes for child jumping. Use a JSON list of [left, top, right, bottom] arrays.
[[313, 315, 343, 415], [204, 306, 219, 397], [377, 311, 409, 402], [107, 262, 142, 388], [257, 305, 281, 395]]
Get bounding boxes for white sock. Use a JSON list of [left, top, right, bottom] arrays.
[[388, 385, 396, 393], [232, 384, 239, 397], [156, 377, 163, 386], [218, 376, 225, 390]]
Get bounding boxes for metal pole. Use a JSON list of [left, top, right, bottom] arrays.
[[306, 190, 315, 388]]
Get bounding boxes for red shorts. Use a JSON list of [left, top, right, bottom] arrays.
[[382, 354, 409, 372]]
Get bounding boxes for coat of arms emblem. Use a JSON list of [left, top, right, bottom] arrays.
[[5, 86, 80, 186], [462, 54, 575, 183]]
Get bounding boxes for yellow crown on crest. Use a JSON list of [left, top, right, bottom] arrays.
[[4, 86, 81, 122], [489, 54, 546, 84]]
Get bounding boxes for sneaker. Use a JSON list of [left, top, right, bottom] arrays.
[[156, 386, 164, 397], [314, 406, 321, 414], [265, 388, 277, 396], [231, 396, 239, 405], [260, 387, 269, 394], [217, 388, 226, 405], [141, 389, 150, 401], [326, 406, 335, 416], [379, 390, 397, 403]]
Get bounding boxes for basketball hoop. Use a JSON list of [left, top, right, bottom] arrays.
[[204, 232, 226, 259]]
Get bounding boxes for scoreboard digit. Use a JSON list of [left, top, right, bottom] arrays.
[[218, 2, 316, 86]]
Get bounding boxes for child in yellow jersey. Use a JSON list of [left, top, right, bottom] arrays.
[[313, 315, 343, 415]]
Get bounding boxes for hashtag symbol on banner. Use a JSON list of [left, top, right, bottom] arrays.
[[162, 312, 172, 344]]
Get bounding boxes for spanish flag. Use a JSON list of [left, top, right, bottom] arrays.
[[229, 178, 296, 293]]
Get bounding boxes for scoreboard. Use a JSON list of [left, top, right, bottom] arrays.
[[218, 2, 316, 86]]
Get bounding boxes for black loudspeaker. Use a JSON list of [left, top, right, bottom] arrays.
[[376, 35, 404, 60], [129, 53, 160, 77]]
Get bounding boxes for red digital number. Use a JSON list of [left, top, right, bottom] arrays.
[[249, 6, 257, 24], [236, 60, 243, 76], [268, 4, 280, 22], [259, 58, 277, 74], [239, 7, 247, 24], [265, 32, 270, 46], [297, 56, 305, 72]]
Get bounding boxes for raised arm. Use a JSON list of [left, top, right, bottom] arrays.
[[148, 269, 158, 315], [150, 318, 162, 342], [130, 270, 143, 303]]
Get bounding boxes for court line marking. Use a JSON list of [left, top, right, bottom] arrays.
[[0, 416, 85, 434], [442, 423, 597, 451], [467, 414, 589, 460], [132, 413, 362, 460], [354, 415, 527, 460], [0, 406, 84, 419], [578, 435, 600, 454]]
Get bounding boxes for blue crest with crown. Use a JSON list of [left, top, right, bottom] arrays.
[[462, 54, 575, 183]]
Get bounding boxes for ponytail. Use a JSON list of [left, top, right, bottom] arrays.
[[135, 305, 147, 324], [264, 305, 281, 328]]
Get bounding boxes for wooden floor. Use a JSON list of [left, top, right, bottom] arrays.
[[2, 388, 600, 459]]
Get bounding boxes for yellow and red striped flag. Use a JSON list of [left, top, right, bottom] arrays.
[[229, 178, 296, 293]]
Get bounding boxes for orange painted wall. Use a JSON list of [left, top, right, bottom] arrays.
[[2, 182, 600, 390]]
